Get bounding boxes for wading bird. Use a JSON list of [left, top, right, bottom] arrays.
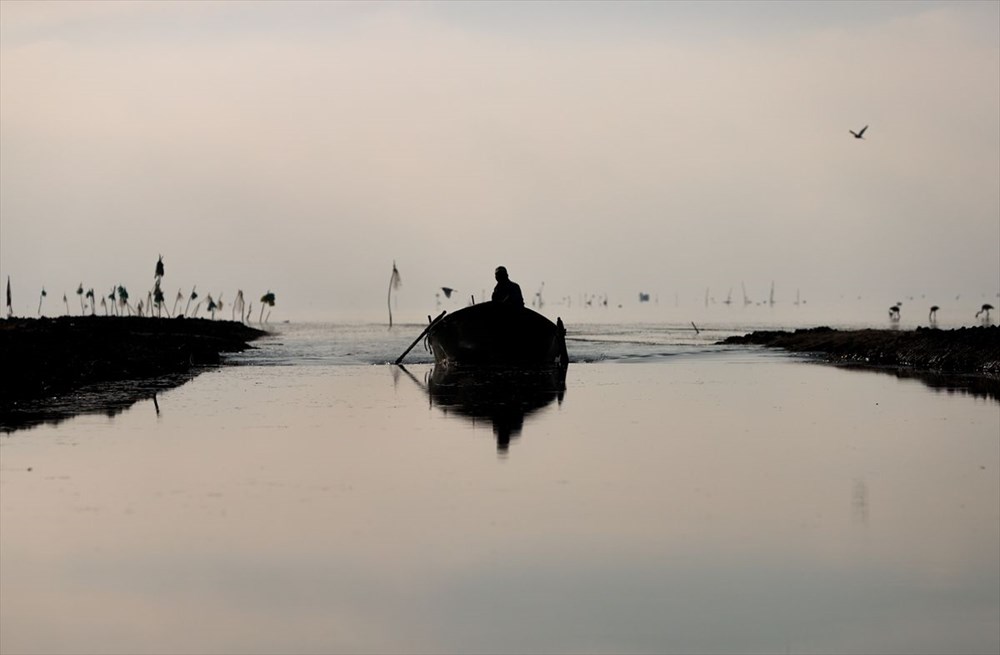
[[849, 125, 868, 139], [976, 304, 994, 323], [889, 304, 901, 322], [533, 282, 545, 309], [38, 287, 46, 316], [929, 305, 940, 323]]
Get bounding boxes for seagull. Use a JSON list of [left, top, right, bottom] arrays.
[[849, 125, 868, 139]]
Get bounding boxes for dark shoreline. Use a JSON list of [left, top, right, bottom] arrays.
[[1, 316, 267, 432], [721, 326, 1000, 383]]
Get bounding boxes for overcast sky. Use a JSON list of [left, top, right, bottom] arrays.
[[1, 0, 997, 322]]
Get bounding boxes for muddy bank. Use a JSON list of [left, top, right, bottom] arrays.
[[0, 316, 267, 432], [721, 326, 1000, 379]]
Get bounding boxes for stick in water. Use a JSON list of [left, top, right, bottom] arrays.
[[395, 311, 446, 365]]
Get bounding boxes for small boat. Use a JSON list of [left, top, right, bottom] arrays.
[[426, 303, 569, 367]]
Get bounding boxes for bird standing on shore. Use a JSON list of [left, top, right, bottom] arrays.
[[929, 305, 940, 324], [976, 304, 994, 323], [849, 125, 868, 139]]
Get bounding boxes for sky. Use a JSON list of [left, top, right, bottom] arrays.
[[1, 0, 998, 323]]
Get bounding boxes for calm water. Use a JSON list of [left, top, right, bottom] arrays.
[[1, 321, 998, 654]]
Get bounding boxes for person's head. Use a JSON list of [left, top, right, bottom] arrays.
[[495, 266, 509, 281]]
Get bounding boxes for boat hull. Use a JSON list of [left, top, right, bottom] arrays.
[[426, 303, 568, 367]]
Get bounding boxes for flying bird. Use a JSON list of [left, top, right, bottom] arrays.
[[849, 125, 868, 139], [441, 287, 456, 299]]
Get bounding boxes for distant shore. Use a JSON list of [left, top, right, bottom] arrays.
[[1, 315, 267, 431], [721, 326, 1000, 378]]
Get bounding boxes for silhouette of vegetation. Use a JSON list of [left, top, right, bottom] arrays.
[[388, 261, 402, 327], [232, 290, 245, 322], [153, 280, 167, 317], [259, 291, 276, 324], [117, 285, 130, 316]]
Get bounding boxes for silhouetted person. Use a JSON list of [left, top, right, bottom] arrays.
[[492, 266, 524, 306]]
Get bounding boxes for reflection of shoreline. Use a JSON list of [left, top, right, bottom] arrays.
[[836, 363, 1000, 402], [1, 371, 200, 433], [425, 365, 567, 454]]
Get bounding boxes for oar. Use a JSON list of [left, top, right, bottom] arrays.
[[395, 364, 428, 392], [394, 310, 446, 365]]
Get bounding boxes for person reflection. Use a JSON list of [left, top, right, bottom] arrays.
[[491, 406, 526, 454]]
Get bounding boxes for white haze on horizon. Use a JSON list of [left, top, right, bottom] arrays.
[[1, 0, 997, 324]]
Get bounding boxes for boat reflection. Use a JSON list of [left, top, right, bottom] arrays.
[[400, 364, 567, 454]]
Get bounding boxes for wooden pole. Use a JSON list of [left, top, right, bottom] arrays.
[[394, 310, 446, 365]]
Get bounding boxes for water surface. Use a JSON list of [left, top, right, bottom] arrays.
[[1, 324, 997, 654]]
